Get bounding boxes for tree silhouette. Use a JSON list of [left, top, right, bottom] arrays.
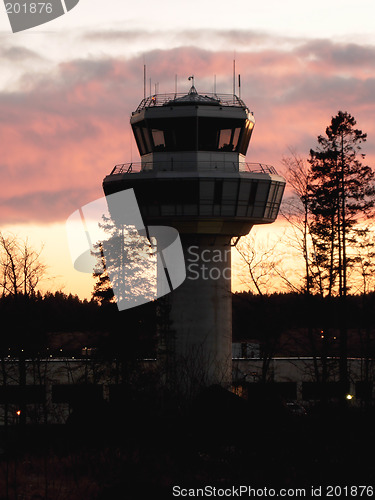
[[308, 111, 375, 297], [307, 111, 375, 399], [0, 232, 47, 299]]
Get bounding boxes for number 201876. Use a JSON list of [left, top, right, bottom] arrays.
[[326, 485, 373, 497], [5, 3, 53, 14]]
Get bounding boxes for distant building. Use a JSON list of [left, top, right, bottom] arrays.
[[232, 341, 260, 359]]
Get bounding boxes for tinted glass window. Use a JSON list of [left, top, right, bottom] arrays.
[[218, 129, 233, 150], [198, 118, 245, 152], [152, 129, 165, 151], [134, 126, 147, 155], [134, 116, 251, 154], [238, 120, 254, 155], [129, 179, 200, 206], [142, 127, 152, 152]]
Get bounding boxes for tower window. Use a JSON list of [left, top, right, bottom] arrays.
[[152, 129, 165, 151], [132, 117, 252, 155], [134, 127, 147, 155], [214, 179, 223, 204], [142, 127, 153, 152], [238, 120, 254, 155], [248, 182, 258, 205], [197, 118, 245, 152], [218, 129, 233, 151], [232, 127, 241, 148], [217, 127, 242, 151]]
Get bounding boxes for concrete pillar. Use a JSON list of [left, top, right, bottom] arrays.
[[163, 235, 233, 395]]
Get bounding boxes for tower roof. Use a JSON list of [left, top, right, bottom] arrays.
[[164, 85, 221, 106], [133, 87, 248, 114]]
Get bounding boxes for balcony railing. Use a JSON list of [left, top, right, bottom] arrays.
[[133, 93, 249, 113], [109, 162, 278, 176]]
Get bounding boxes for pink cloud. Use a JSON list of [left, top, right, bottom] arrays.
[[1, 40, 375, 223]]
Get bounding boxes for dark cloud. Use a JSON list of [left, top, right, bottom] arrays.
[[0, 44, 43, 62], [0, 186, 103, 225], [81, 28, 305, 51], [297, 39, 375, 67]]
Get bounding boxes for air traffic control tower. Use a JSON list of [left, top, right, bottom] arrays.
[[103, 83, 285, 392]]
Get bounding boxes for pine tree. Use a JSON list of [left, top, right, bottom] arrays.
[[308, 111, 375, 297], [307, 111, 375, 400]]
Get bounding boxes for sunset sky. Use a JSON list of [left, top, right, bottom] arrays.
[[1, 0, 375, 299]]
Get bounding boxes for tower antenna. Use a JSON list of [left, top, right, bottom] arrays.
[[233, 58, 236, 96], [143, 64, 146, 100]]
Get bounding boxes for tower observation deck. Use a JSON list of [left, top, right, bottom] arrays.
[[103, 84, 286, 394]]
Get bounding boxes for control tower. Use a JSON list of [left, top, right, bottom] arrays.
[[103, 83, 285, 393]]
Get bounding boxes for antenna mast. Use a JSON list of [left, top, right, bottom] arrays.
[[233, 59, 236, 96], [143, 64, 146, 99]]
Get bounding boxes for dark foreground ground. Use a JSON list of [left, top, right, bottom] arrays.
[[0, 387, 374, 499]]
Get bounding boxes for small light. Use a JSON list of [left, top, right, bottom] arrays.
[[321, 335, 324, 339], [16, 410, 21, 416], [346, 394, 353, 400]]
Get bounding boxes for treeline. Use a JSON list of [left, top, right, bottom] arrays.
[[233, 290, 375, 360], [233, 290, 375, 334], [1, 290, 375, 356], [0, 291, 156, 358]]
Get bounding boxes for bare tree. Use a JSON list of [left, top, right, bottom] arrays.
[[0, 233, 47, 425], [0, 232, 47, 298], [280, 150, 330, 296], [281, 151, 335, 389], [234, 233, 285, 382], [234, 230, 282, 296]]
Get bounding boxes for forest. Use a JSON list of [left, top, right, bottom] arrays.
[[0, 289, 375, 357]]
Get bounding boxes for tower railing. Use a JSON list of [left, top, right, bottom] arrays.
[[133, 93, 249, 113], [109, 162, 278, 175]]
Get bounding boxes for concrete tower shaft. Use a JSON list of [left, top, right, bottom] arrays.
[[103, 86, 285, 392]]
